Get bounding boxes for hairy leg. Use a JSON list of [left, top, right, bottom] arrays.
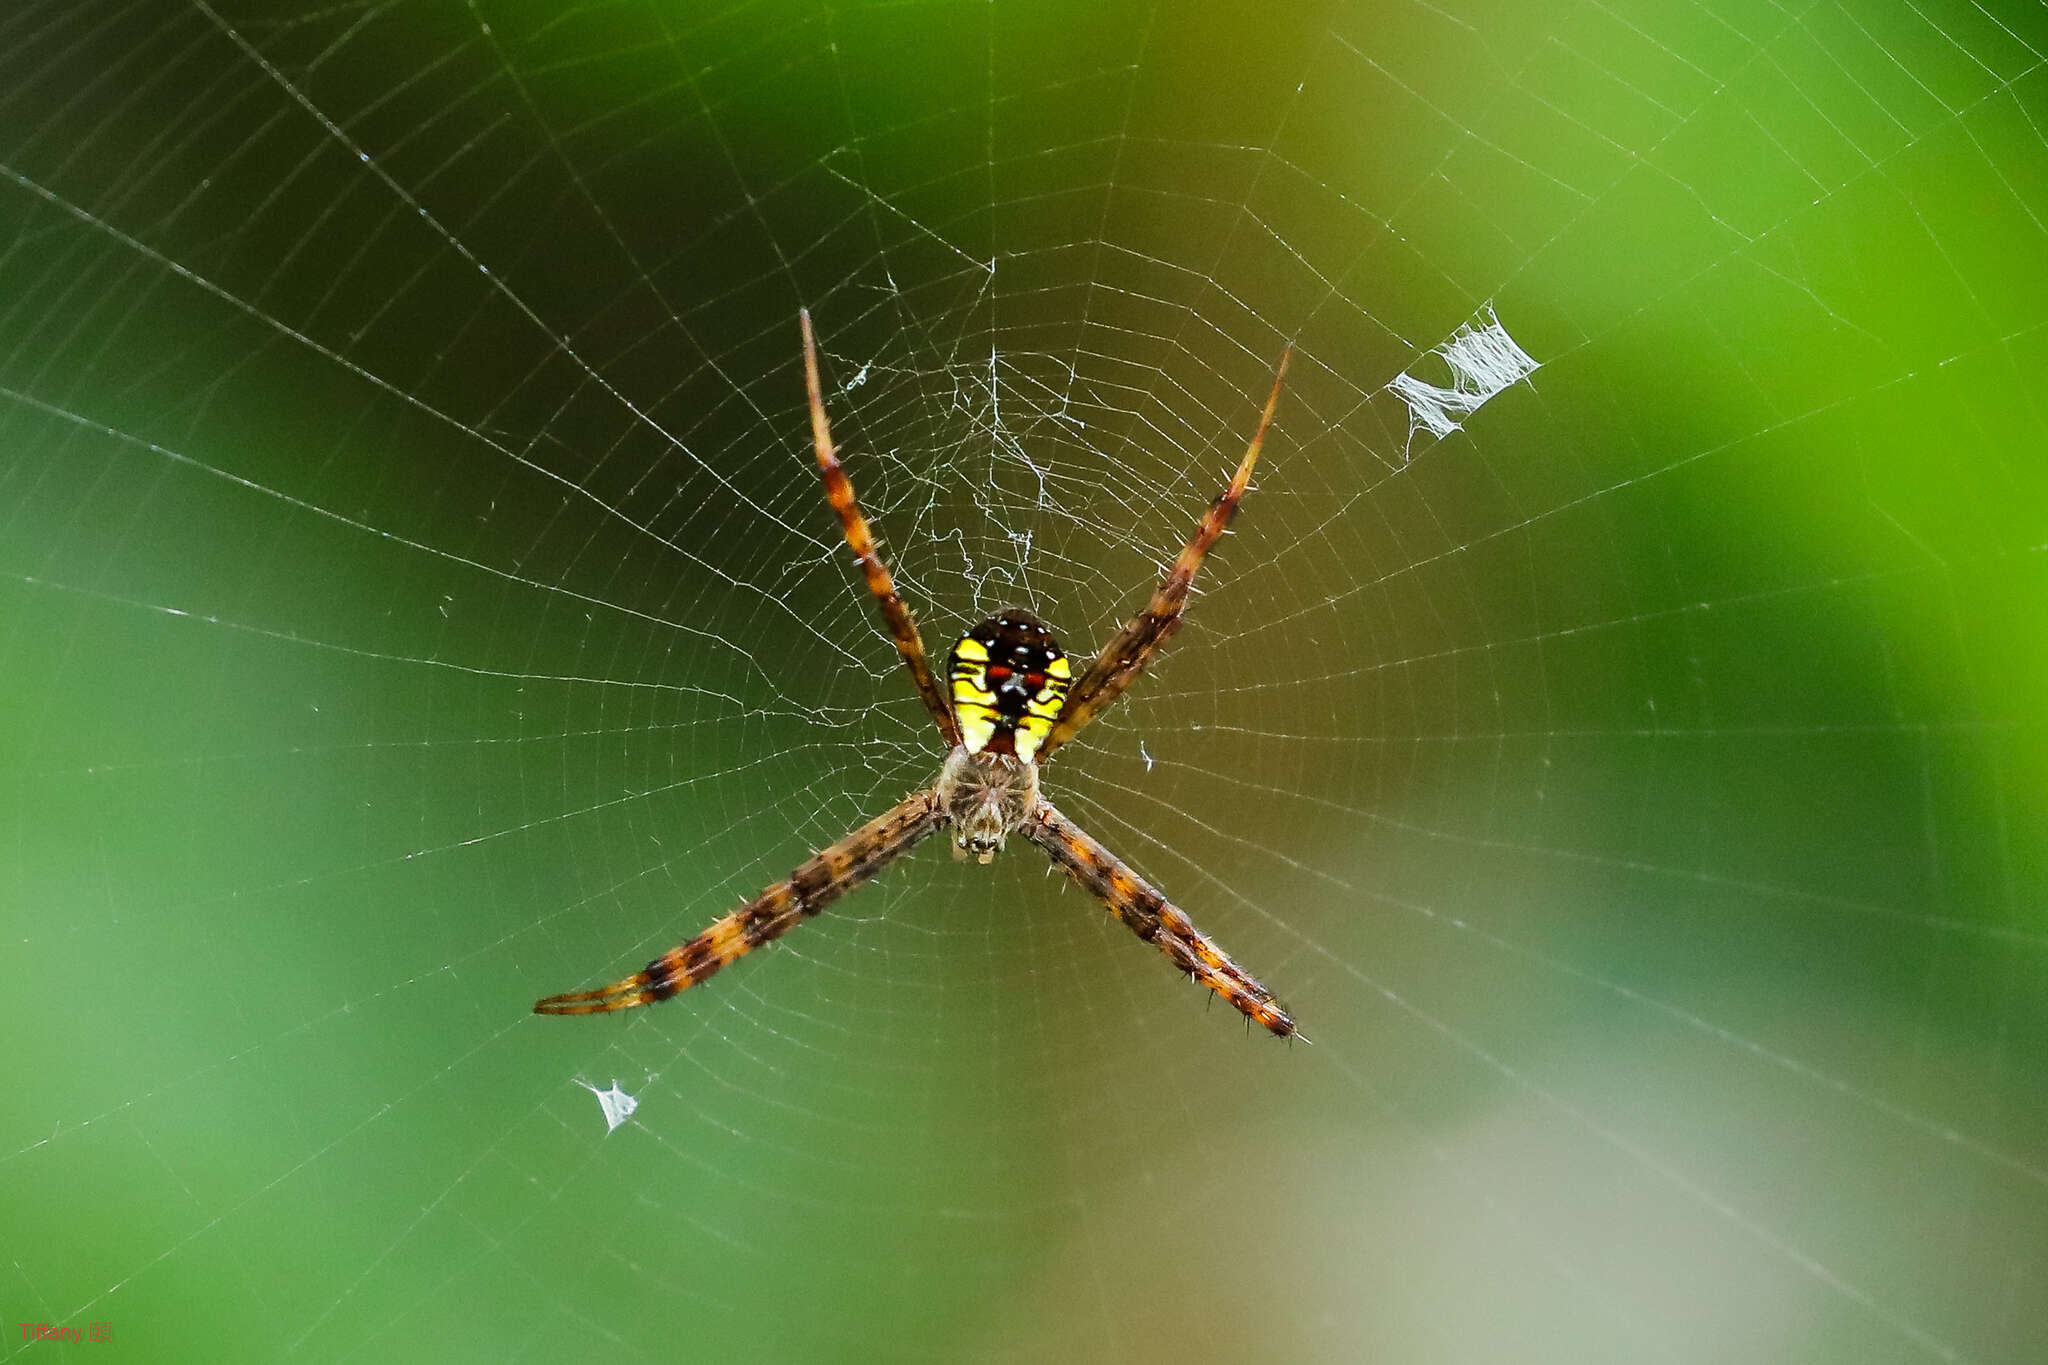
[[1023, 800, 1296, 1038], [535, 790, 946, 1014], [801, 310, 962, 748], [1039, 350, 1290, 760]]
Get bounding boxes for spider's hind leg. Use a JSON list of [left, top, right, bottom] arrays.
[[1037, 349, 1290, 761], [801, 311, 962, 749]]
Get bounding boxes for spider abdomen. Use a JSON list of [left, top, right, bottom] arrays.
[[936, 744, 1040, 864], [947, 610, 1071, 764]]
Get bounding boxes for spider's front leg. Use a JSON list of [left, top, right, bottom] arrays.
[[1022, 800, 1297, 1038], [534, 790, 946, 1015]]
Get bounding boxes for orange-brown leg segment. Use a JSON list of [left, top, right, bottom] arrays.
[[801, 310, 963, 749], [535, 790, 946, 1015], [1023, 801, 1297, 1038], [1038, 349, 1290, 761]]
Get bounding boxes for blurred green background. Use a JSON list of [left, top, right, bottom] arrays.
[[3, 0, 2046, 1361]]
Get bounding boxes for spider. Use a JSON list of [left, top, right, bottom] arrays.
[[535, 312, 1298, 1038]]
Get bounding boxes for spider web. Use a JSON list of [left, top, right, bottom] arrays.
[[3, 0, 2046, 1360]]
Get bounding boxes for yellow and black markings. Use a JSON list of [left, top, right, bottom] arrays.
[[947, 610, 1072, 763]]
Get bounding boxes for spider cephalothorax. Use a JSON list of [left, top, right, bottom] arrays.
[[935, 744, 1038, 863], [534, 313, 1299, 1038]]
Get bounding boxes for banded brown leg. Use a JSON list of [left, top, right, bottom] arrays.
[[801, 310, 962, 748], [535, 790, 946, 1014], [1037, 350, 1290, 761], [1023, 800, 1297, 1038]]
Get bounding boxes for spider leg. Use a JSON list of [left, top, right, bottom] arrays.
[[1038, 350, 1290, 761], [535, 790, 946, 1015], [1022, 800, 1296, 1038], [801, 310, 963, 749]]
